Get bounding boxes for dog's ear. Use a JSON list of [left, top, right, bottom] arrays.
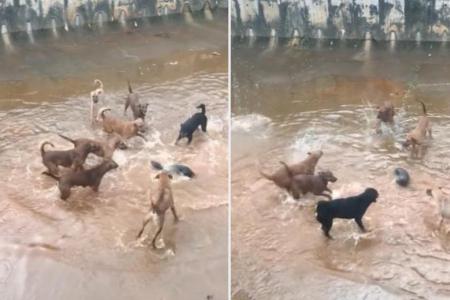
[[155, 174, 160, 179], [307, 152, 311, 155], [168, 174, 173, 179]]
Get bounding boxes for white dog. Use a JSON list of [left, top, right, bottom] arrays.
[[90, 79, 105, 125]]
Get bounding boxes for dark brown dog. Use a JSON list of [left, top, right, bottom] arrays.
[[403, 100, 432, 156], [280, 161, 337, 200], [375, 101, 395, 133], [97, 107, 146, 140], [260, 150, 323, 192], [58, 133, 127, 159], [137, 171, 179, 249], [44, 159, 118, 200], [40, 141, 100, 175]]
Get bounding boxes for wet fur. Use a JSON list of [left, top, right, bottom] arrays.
[[41, 141, 100, 175], [260, 150, 323, 192], [315, 188, 379, 239], [375, 101, 395, 133], [136, 171, 179, 248], [280, 161, 337, 200], [403, 100, 432, 156], [58, 134, 127, 159], [97, 107, 146, 141], [124, 81, 148, 121], [175, 104, 208, 145], [43, 159, 118, 200]]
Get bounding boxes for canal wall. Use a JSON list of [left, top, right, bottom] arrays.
[[0, 0, 227, 33], [231, 0, 450, 41]]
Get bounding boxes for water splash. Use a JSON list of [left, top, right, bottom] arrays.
[[389, 31, 396, 52], [317, 29, 323, 40], [416, 31, 422, 45], [26, 22, 35, 44], [340, 29, 346, 40], [183, 6, 194, 25], [363, 31, 372, 52], [204, 3, 214, 21], [248, 28, 256, 47]]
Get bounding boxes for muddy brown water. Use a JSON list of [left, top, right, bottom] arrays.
[[0, 15, 227, 300], [232, 40, 450, 299]]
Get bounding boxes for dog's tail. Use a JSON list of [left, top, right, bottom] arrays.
[[57, 134, 75, 145], [127, 80, 133, 94], [40, 141, 54, 156], [259, 168, 274, 181], [94, 79, 103, 89], [97, 107, 111, 120], [151, 160, 164, 170], [42, 172, 60, 181], [416, 99, 427, 115], [279, 161, 293, 178]]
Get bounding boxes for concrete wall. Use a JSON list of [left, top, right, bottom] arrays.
[[232, 0, 450, 41], [0, 0, 227, 33]]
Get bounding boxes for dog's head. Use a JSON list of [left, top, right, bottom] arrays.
[[133, 118, 145, 131], [197, 104, 206, 110], [90, 89, 103, 104], [104, 159, 119, 170], [155, 171, 173, 181], [307, 150, 324, 160], [110, 135, 128, 150], [376, 102, 395, 123], [364, 187, 379, 202], [138, 103, 149, 119], [88, 143, 102, 153], [318, 170, 337, 183]]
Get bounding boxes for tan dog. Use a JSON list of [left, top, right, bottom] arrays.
[[137, 171, 179, 248], [58, 133, 127, 159], [97, 107, 146, 140], [375, 101, 395, 133], [403, 100, 432, 156], [90, 79, 104, 125], [280, 161, 337, 200], [260, 150, 323, 192]]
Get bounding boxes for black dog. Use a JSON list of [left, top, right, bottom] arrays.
[[315, 188, 379, 239], [175, 104, 207, 145], [151, 160, 195, 178]]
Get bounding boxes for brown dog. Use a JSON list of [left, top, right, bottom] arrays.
[[44, 159, 118, 200], [58, 133, 127, 159], [427, 187, 450, 229], [97, 107, 146, 140], [137, 171, 179, 249], [403, 100, 432, 156], [260, 150, 323, 192], [280, 161, 337, 200], [375, 101, 395, 133], [41, 141, 100, 175]]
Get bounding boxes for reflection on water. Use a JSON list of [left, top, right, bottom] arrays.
[[0, 17, 228, 300], [232, 40, 450, 299]]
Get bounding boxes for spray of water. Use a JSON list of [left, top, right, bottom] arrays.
[[26, 22, 35, 44], [1, 24, 14, 52], [204, 3, 214, 21]]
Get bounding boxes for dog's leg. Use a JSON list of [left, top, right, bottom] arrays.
[[355, 217, 367, 232], [318, 193, 332, 200], [136, 212, 153, 238], [170, 205, 179, 223], [136, 132, 147, 141], [321, 219, 333, 239], [187, 134, 193, 145], [60, 186, 71, 201], [152, 214, 165, 249], [428, 127, 433, 138]]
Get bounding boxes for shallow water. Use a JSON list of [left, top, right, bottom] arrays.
[[232, 40, 450, 299], [0, 15, 228, 300]]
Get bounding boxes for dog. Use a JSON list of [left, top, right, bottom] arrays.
[[315, 188, 379, 239], [403, 100, 432, 156], [136, 171, 179, 248], [97, 107, 146, 140], [175, 104, 208, 145], [124, 81, 148, 121], [260, 150, 323, 192], [375, 101, 395, 133], [280, 161, 337, 200], [57, 134, 127, 159], [427, 187, 450, 229], [151, 160, 195, 178], [44, 159, 118, 200], [90, 79, 104, 125], [41, 141, 100, 175]]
